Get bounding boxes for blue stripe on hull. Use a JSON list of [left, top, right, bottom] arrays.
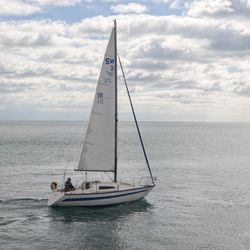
[[62, 189, 147, 202]]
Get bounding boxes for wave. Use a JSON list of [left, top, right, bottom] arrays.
[[0, 219, 17, 226], [1, 198, 47, 204]]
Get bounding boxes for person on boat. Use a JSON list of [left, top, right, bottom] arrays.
[[64, 178, 75, 192]]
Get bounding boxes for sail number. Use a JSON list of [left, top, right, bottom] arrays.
[[104, 57, 114, 84], [97, 92, 104, 104], [105, 58, 114, 65], [105, 58, 114, 71]]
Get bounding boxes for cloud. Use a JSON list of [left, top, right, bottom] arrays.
[[187, 0, 250, 19], [187, 0, 234, 17], [1, 12, 250, 121], [0, 0, 82, 16], [0, 1, 42, 16], [31, 0, 82, 7], [0, 82, 34, 93], [111, 3, 148, 14]]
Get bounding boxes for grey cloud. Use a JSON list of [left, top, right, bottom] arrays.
[[156, 80, 199, 90], [154, 79, 222, 93], [236, 87, 250, 96], [39, 50, 68, 61], [50, 73, 94, 83], [156, 91, 197, 104], [135, 42, 181, 60], [125, 71, 160, 84], [116, 21, 250, 68], [132, 38, 212, 64], [0, 82, 34, 93], [0, 63, 14, 75], [187, 0, 250, 19], [232, 81, 250, 96], [0, 62, 54, 78], [1, 33, 53, 47], [58, 83, 94, 92], [131, 59, 169, 70], [117, 16, 250, 55], [210, 32, 250, 51]]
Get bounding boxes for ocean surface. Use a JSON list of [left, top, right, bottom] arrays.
[[0, 121, 250, 250]]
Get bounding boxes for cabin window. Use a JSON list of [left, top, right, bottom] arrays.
[[99, 186, 115, 190]]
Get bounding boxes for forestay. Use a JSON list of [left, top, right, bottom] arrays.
[[77, 28, 116, 172]]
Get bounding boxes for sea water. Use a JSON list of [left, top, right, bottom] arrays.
[[0, 121, 249, 250]]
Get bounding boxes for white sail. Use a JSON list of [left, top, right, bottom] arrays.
[[77, 28, 116, 171]]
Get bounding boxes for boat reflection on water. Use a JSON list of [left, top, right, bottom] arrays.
[[47, 200, 154, 250], [48, 199, 153, 223]]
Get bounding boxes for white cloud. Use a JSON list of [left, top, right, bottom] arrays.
[[0, 1, 42, 16], [187, 0, 234, 17], [1, 13, 250, 121], [0, 0, 82, 16], [186, 0, 250, 18], [31, 0, 82, 7], [111, 3, 148, 14]]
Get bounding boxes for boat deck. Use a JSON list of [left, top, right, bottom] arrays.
[[63, 181, 138, 195]]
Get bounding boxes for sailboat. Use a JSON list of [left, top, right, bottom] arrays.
[[48, 20, 155, 207]]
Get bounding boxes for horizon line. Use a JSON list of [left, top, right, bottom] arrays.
[[1, 119, 250, 124]]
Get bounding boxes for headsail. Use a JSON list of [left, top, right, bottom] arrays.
[[77, 28, 116, 172]]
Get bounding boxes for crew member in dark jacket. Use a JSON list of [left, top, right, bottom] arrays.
[[64, 178, 75, 192]]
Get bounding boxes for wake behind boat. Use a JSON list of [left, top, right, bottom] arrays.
[[48, 20, 156, 207]]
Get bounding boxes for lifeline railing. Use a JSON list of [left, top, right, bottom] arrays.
[[119, 176, 156, 188]]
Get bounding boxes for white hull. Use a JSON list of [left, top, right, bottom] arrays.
[[48, 185, 154, 207]]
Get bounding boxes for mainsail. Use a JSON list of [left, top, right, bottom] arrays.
[[77, 28, 116, 172]]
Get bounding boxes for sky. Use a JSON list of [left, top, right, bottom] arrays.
[[0, 0, 250, 121]]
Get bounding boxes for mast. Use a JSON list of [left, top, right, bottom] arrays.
[[114, 19, 118, 182]]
